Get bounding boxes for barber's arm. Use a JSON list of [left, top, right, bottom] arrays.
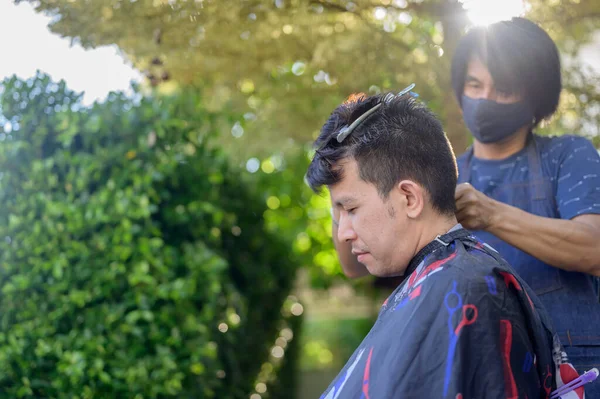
[[455, 183, 600, 276], [331, 207, 370, 278]]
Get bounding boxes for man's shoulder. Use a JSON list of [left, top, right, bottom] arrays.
[[536, 133, 596, 157], [408, 243, 510, 296], [434, 243, 525, 294], [445, 242, 508, 274], [535, 135, 600, 189]]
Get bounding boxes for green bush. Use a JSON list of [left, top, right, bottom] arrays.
[[0, 74, 301, 398], [299, 317, 374, 371]]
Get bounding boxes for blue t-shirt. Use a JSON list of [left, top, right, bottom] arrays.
[[456, 134, 600, 351], [457, 134, 600, 221]]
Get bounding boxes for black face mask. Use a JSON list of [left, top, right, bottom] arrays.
[[461, 95, 534, 144]]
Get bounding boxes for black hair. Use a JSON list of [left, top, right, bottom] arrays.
[[451, 17, 561, 126], [306, 93, 457, 216]]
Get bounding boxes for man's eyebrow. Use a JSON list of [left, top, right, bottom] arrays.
[[333, 196, 356, 208], [465, 75, 480, 83]]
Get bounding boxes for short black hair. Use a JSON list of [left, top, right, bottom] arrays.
[[451, 17, 561, 127], [306, 93, 457, 216]]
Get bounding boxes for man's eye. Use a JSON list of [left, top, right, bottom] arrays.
[[347, 207, 357, 214]]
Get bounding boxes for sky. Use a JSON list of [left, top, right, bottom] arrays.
[[0, 1, 142, 106], [462, 0, 526, 26], [0, 0, 597, 107]]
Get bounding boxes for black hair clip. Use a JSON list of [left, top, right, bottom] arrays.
[[319, 83, 418, 149]]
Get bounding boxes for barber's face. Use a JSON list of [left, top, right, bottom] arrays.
[[463, 57, 521, 104], [460, 57, 534, 143], [329, 159, 415, 277]]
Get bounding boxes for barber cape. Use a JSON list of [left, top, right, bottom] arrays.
[[320, 227, 589, 399]]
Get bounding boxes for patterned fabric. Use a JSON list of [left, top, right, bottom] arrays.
[[320, 228, 587, 398]]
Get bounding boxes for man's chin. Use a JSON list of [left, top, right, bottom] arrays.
[[360, 255, 406, 278], [365, 265, 406, 278]]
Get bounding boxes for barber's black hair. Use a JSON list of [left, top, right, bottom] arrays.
[[306, 93, 457, 216], [451, 17, 561, 126]]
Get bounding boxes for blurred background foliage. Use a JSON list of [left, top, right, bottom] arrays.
[[16, 0, 600, 156], [1, 0, 599, 397], [15, 0, 600, 287], [0, 73, 303, 398]]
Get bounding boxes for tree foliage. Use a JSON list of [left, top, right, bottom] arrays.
[[0, 72, 302, 398], [18, 0, 600, 158], [9, 0, 599, 296]]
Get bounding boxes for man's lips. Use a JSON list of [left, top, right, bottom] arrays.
[[353, 251, 369, 263]]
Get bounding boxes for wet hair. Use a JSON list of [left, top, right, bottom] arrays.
[[451, 17, 562, 127], [306, 92, 457, 216]]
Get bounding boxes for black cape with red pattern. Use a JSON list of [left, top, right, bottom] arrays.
[[320, 227, 585, 399]]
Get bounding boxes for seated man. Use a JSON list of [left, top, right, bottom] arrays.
[[306, 91, 587, 398]]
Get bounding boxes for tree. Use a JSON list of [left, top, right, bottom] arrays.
[[15, 0, 466, 155], [17, 0, 600, 159], [11, 0, 598, 294], [0, 73, 302, 398]]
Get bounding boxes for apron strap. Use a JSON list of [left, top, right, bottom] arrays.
[[459, 146, 474, 184], [526, 136, 546, 201]]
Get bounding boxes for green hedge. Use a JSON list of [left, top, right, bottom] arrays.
[[0, 74, 301, 398]]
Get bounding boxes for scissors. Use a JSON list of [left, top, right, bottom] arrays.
[[443, 281, 478, 397]]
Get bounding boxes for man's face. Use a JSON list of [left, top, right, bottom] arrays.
[[463, 57, 522, 104], [329, 158, 416, 277]]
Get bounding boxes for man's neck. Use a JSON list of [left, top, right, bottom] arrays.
[[472, 126, 530, 160], [390, 214, 459, 278], [415, 214, 459, 256], [394, 214, 459, 277]]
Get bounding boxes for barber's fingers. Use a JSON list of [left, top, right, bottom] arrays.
[[455, 207, 470, 223], [455, 182, 472, 200], [455, 184, 473, 212]]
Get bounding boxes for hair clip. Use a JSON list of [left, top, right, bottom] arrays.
[[383, 83, 418, 104], [316, 83, 418, 150], [336, 103, 382, 143], [397, 82, 418, 98], [550, 368, 598, 399], [336, 83, 418, 143]]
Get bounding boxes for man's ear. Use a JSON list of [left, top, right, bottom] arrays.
[[396, 180, 425, 219]]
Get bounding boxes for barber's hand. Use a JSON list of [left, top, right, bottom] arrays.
[[455, 183, 498, 231]]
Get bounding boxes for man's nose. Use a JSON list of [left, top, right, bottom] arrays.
[[337, 212, 357, 242], [481, 86, 496, 100]]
